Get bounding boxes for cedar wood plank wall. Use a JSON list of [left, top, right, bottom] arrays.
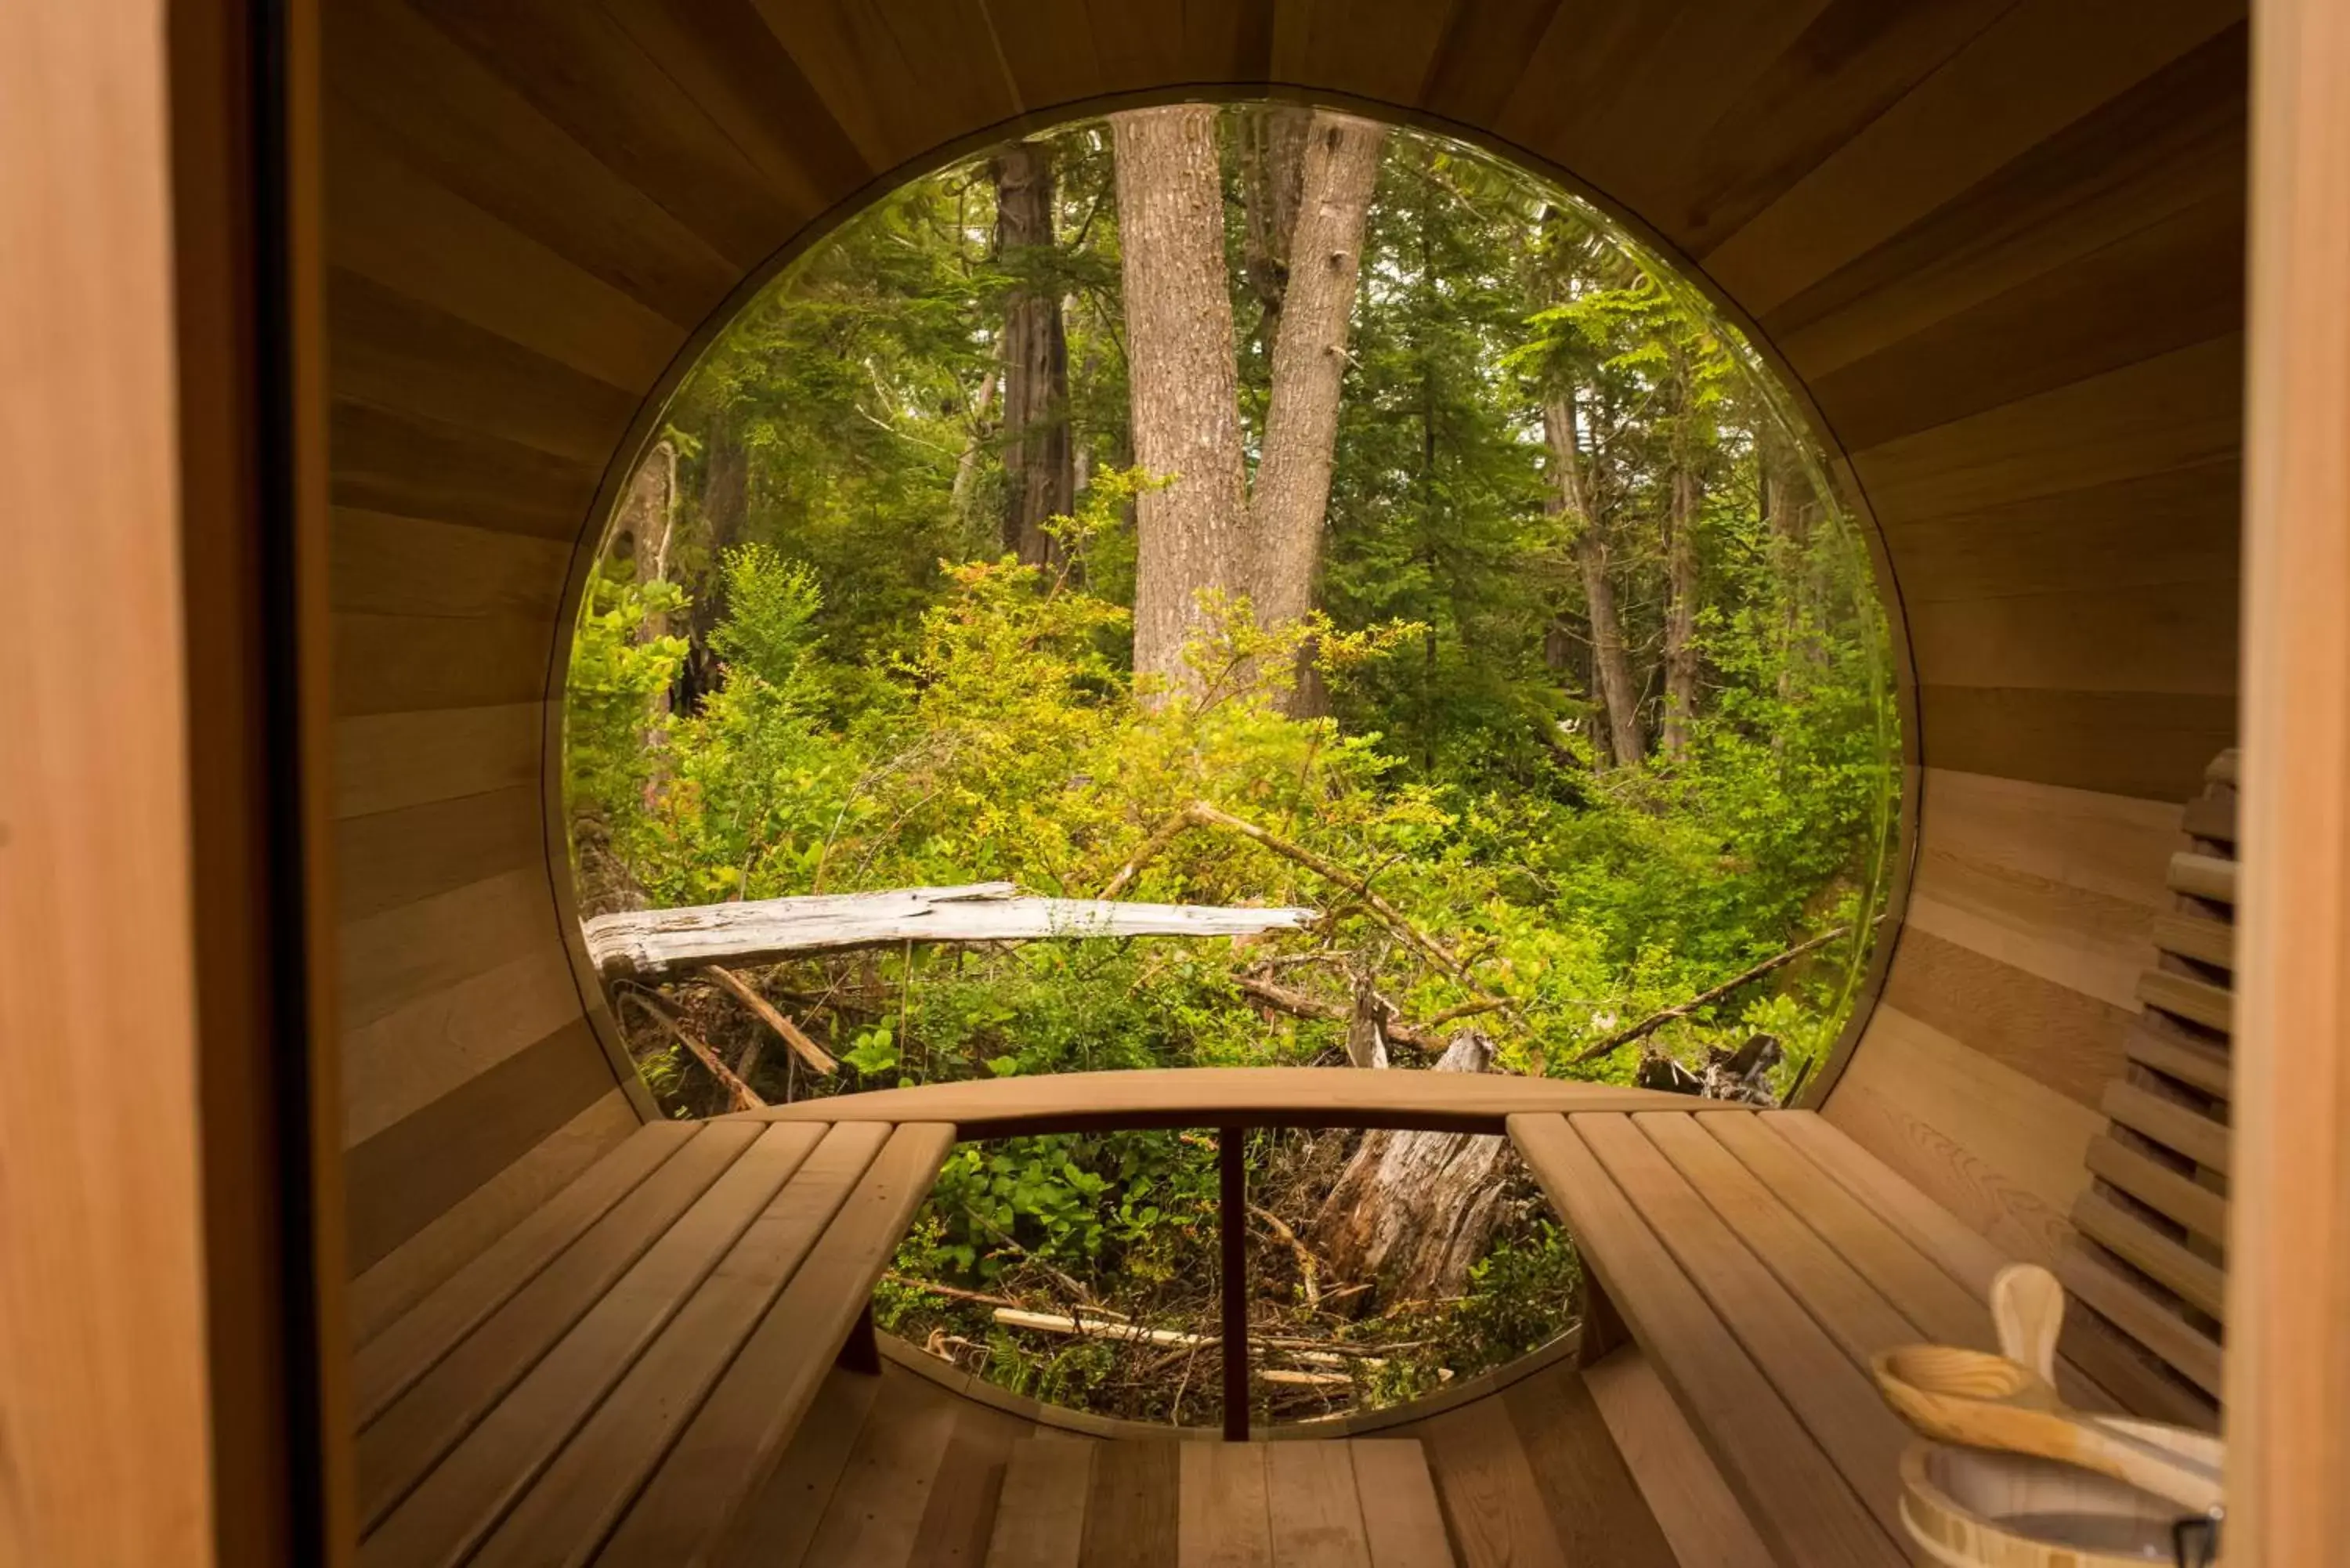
[[323, 0, 2250, 1393]]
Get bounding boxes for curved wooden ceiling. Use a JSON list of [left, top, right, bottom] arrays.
[[323, 0, 2247, 1418]]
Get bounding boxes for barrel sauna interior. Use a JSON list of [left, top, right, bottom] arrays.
[[324, 0, 2247, 1427]]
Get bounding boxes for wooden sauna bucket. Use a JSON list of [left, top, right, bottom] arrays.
[[1899, 1443, 2221, 1566]]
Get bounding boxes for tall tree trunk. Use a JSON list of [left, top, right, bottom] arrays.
[[1111, 106, 1251, 702], [1661, 352, 1703, 758], [682, 410, 750, 711], [618, 439, 679, 809], [1544, 396, 1645, 768], [1239, 107, 1311, 344], [1249, 111, 1384, 637], [994, 141, 1073, 566]]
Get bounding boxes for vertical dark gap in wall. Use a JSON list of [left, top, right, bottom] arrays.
[[253, 0, 331, 1555]]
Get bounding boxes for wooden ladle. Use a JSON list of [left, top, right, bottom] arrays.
[[1871, 1265, 2225, 1516]]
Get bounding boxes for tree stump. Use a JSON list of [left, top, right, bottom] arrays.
[[1307, 1031, 1511, 1308]]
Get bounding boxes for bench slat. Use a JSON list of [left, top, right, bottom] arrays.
[[363, 1122, 823, 1567], [1506, 1114, 1901, 1568], [357, 1119, 763, 1530], [1757, 1111, 2124, 1414], [1755, 1111, 2006, 1299], [1699, 1115, 1993, 1355], [1636, 1113, 1919, 1373], [595, 1122, 959, 1567], [1572, 1114, 1911, 1545], [467, 1121, 894, 1568]]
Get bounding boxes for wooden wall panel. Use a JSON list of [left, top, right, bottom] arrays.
[[1821, 1005, 2105, 1270], [1902, 769, 2175, 1013], [1699, 0, 2243, 315], [2225, 0, 2350, 1545], [1916, 687, 2236, 804], [5, 6, 223, 1559], [334, 786, 544, 923], [313, 0, 2251, 1447], [327, 0, 738, 326], [334, 704, 544, 820], [1880, 460, 2240, 606], [341, 947, 588, 1149]]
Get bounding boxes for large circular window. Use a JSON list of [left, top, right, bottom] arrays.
[[561, 103, 1900, 1426]]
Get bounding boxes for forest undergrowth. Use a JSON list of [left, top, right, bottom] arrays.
[[563, 108, 1900, 1425]]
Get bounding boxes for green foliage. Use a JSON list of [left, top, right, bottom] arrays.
[[562, 109, 1903, 1422]]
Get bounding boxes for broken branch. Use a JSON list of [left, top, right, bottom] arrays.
[[702, 963, 841, 1075], [618, 989, 764, 1111], [1571, 922, 1863, 1064]]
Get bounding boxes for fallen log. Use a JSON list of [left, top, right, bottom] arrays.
[[583, 882, 1320, 979]]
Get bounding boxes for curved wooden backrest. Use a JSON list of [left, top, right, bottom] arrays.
[[323, 0, 2248, 1419]]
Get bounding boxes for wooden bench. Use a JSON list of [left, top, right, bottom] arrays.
[[1507, 1107, 2127, 1568], [353, 1116, 953, 1568]]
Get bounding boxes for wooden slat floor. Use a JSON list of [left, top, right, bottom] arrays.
[[982, 1434, 1456, 1568], [736, 1351, 1698, 1568]]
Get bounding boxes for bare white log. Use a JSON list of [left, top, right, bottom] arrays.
[[583, 883, 1320, 979]]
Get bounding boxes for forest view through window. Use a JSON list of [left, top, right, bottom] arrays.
[[563, 104, 1901, 1426]]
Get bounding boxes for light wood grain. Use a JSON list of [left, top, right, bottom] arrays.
[[1583, 1349, 1777, 1568], [2137, 968, 2233, 1033], [355, 1120, 757, 1530], [468, 1122, 890, 1567], [2122, 1024, 2232, 1099], [1177, 1442, 1272, 1568], [2099, 1082, 2229, 1175], [991, 1440, 1098, 1568], [1636, 1113, 1921, 1371], [714, 1364, 887, 1568], [1345, 1441, 1452, 1568], [1405, 1398, 1571, 1568], [2229, 2, 2350, 1550], [1817, 1004, 2104, 1270], [352, 1121, 696, 1419], [2070, 1190, 2227, 1321], [346, 1091, 639, 1342], [595, 1123, 957, 1566], [1264, 1443, 1373, 1568], [2058, 1248, 2224, 1400], [1508, 1114, 1902, 1568], [2084, 1133, 2228, 1245], [1575, 1114, 1914, 1541], [2, 5, 227, 1562], [732, 1068, 1731, 1136]]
